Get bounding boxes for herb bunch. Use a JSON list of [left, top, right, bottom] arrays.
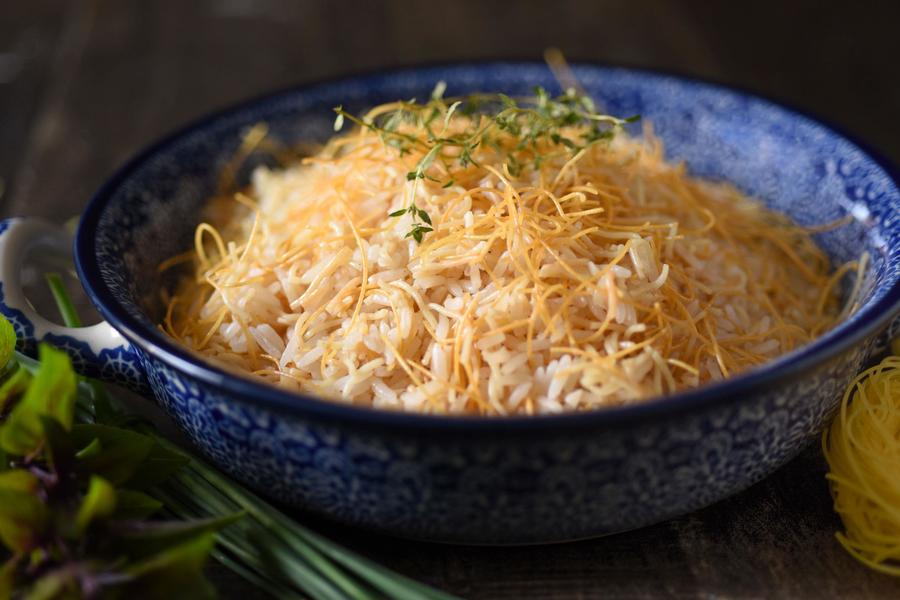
[[1, 274, 457, 600], [333, 83, 639, 242], [0, 318, 233, 598]]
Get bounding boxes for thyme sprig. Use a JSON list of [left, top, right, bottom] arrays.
[[333, 83, 640, 242]]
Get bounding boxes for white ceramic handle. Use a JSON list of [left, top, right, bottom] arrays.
[[0, 218, 149, 393]]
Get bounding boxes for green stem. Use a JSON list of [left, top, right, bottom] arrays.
[[158, 483, 360, 600], [45, 273, 82, 327], [210, 547, 308, 600], [179, 467, 379, 600], [166, 445, 456, 600], [45, 273, 117, 418]]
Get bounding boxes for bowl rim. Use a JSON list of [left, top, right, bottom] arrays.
[[74, 59, 900, 434]]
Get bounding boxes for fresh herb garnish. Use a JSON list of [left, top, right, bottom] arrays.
[[333, 83, 639, 243]]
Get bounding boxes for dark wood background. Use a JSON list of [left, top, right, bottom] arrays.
[[3, 1, 900, 598]]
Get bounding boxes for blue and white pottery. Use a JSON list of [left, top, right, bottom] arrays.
[[1, 63, 898, 544]]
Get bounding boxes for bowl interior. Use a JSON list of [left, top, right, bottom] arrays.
[[81, 62, 900, 400]]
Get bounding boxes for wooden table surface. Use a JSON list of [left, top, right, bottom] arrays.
[[3, 1, 899, 598]]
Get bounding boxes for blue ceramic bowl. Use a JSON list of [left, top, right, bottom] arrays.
[[1, 63, 898, 544]]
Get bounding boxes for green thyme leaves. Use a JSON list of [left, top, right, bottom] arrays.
[[406, 225, 433, 244], [389, 203, 433, 243], [332, 82, 639, 243]]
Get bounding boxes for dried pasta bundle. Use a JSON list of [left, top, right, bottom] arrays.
[[824, 355, 900, 576]]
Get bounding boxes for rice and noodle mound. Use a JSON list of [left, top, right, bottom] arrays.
[[163, 99, 849, 415]]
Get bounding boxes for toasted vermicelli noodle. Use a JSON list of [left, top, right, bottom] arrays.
[[823, 355, 900, 576], [162, 111, 851, 415]]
